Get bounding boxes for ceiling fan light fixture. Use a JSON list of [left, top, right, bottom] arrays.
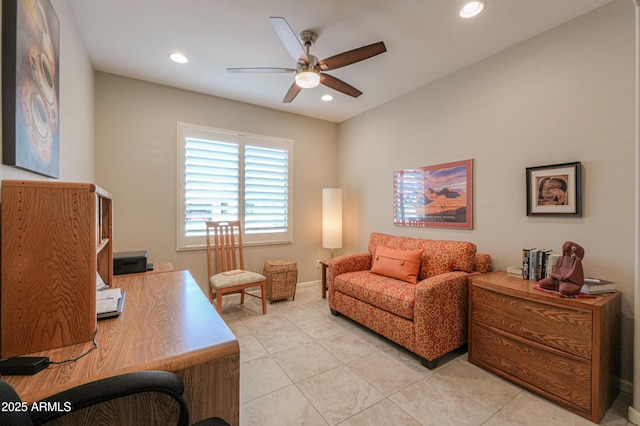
[[295, 70, 320, 88], [459, 1, 486, 18]]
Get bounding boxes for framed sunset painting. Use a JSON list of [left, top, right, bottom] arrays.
[[394, 159, 473, 229]]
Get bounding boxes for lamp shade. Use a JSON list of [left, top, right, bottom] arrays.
[[322, 188, 342, 250]]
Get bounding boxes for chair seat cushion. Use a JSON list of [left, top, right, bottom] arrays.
[[210, 270, 266, 290]]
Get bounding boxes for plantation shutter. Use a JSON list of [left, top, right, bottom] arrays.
[[244, 137, 289, 236], [184, 136, 239, 237], [177, 123, 292, 250]]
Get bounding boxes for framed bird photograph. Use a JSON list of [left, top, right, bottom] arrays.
[[526, 162, 582, 217]]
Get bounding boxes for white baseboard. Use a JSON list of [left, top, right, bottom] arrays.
[[244, 280, 320, 297], [629, 405, 640, 425], [296, 280, 321, 289], [620, 377, 637, 424]]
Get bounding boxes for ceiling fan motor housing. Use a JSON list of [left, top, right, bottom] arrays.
[[297, 54, 319, 73]]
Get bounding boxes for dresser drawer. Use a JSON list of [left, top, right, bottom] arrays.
[[470, 323, 592, 412], [471, 285, 592, 359]]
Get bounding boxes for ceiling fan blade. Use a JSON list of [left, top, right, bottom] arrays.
[[227, 67, 295, 73], [269, 17, 309, 64], [319, 41, 387, 71], [283, 82, 302, 103], [320, 74, 362, 98]]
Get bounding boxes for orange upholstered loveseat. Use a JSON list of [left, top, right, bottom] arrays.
[[327, 232, 492, 368]]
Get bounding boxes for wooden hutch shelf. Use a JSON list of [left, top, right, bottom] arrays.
[[1, 180, 113, 358]]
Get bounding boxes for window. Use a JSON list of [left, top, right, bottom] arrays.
[[177, 123, 292, 250]]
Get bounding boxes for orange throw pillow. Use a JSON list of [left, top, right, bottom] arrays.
[[371, 246, 423, 284]]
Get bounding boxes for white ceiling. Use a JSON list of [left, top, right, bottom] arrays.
[[68, 0, 615, 123]]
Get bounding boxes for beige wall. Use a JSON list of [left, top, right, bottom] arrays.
[[338, 0, 635, 385], [95, 73, 339, 290], [0, 0, 95, 183]]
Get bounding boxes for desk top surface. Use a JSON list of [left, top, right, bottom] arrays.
[[5, 270, 238, 402]]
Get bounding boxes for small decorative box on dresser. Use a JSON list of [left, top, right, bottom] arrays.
[[468, 271, 620, 424]]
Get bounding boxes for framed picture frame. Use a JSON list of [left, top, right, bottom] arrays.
[[526, 162, 582, 217], [394, 159, 473, 229], [2, 0, 60, 178]]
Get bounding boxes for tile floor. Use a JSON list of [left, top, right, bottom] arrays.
[[219, 283, 632, 426]]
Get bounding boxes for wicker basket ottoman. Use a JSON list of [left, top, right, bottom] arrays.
[[263, 259, 298, 303]]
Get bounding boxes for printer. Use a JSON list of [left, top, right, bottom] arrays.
[[113, 250, 149, 275]]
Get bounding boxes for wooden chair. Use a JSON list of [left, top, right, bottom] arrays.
[[206, 221, 267, 315]]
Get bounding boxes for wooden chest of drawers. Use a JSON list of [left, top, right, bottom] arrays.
[[468, 272, 620, 423]]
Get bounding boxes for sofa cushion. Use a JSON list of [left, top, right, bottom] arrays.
[[371, 246, 423, 284], [334, 271, 415, 320], [368, 233, 477, 279], [421, 240, 476, 277]]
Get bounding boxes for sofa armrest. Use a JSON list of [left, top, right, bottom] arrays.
[[475, 253, 492, 274], [327, 252, 372, 288], [413, 271, 471, 361]]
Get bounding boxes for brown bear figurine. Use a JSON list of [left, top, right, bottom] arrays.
[[538, 241, 585, 296]]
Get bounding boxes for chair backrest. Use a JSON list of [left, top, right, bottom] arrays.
[[206, 221, 245, 277], [0, 379, 33, 425], [1, 370, 194, 426]]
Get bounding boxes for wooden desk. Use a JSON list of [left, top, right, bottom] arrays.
[[148, 261, 175, 274], [4, 270, 239, 425]]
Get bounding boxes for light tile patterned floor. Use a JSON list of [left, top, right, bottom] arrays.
[[219, 284, 632, 426]]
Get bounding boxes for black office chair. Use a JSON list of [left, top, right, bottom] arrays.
[[0, 370, 230, 426]]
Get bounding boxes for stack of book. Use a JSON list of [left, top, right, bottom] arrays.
[[581, 278, 616, 294], [522, 248, 561, 281], [507, 266, 523, 278]]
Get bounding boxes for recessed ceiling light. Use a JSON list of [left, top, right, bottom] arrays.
[[459, 1, 486, 18], [170, 53, 188, 64], [321, 94, 333, 102]]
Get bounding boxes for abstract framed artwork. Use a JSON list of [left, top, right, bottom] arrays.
[[526, 162, 582, 217], [394, 159, 473, 229], [2, 0, 60, 178]]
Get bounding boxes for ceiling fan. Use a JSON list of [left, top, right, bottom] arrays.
[[226, 17, 387, 103]]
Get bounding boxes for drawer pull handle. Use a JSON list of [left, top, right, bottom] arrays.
[[578, 310, 584, 314]]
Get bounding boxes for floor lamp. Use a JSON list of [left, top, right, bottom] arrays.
[[322, 188, 342, 258]]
